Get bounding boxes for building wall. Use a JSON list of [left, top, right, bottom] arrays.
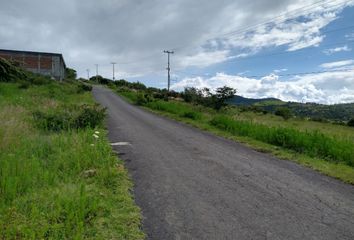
[[0, 51, 65, 80]]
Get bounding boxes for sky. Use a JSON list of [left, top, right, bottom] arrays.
[[0, 0, 354, 104]]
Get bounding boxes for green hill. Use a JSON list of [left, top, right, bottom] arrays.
[[229, 95, 354, 122]]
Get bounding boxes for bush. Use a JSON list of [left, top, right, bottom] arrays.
[[311, 117, 329, 123], [77, 83, 92, 93], [181, 111, 202, 120], [0, 58, 27, 82], [135, 93, 148, 106], [75, 104, 106, 129], [275, 107, 292, 120], [348, 118, 354, 127], [33, 104, 106, 131], [18, 81, 30, 89]]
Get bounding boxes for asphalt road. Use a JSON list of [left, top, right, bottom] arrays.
[[93, 86, 354, 240]]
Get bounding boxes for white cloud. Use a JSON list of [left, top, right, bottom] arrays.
[[274, 68, 288, 73], [171, 68, 354, 104], [179, 50, 231, 68], [0, 0, 353, 77], [320, 59, 354, 69], [345, 32, 354, 40], [221, 8, 345, 53], [323, 45, 352, 55]]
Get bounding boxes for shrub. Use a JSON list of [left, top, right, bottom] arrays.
[[28, 74, 51, 85], [77, 83, 92, 93], [135, 93, 148, 106], [348, 118, 354, 127], [65, 67, 77, 80], [181, 111, 202, 120], [311, 117, 329, 123], [275, 107, 292, 120], [0, 58, 27, 82], [75, 104, 106, 129], [18, 81, 30, 89], [33, 104, 106, 131]]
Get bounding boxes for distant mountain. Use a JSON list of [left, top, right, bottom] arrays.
[[228, 95, 354, 122], [228, 95, 283, 106]]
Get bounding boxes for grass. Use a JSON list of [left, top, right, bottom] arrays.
[[115, 88, 354, 184], [0, 82, 144, 239], [228, 109, 354, 142], [210, 115, 354, 166]]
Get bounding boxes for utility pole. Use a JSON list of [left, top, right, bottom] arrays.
[[111, 62, 116, 81], [163, 50, 174, 91], [86, 69, 90, 80], [95, 64, 99, 82]]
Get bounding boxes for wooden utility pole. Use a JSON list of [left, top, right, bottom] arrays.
[[163, 50, 174, 91]]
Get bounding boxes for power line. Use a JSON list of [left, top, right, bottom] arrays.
[[216, 0, 350, 40], [230, 39, 354, 63], [107, 1, 352, 67], [86, 1, 351, 69], [171, 0, 350, 52], [174, 68, 353, 80]]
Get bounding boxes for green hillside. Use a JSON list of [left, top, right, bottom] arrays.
[[229, 95, 354, 122]]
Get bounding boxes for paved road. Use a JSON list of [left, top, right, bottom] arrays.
[[93, 86, 354, 240]]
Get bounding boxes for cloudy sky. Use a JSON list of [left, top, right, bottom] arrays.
[[1, 0, 354, 104]]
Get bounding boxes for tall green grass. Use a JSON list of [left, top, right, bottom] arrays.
[[145, 101, 187, 114], [210, 115, 354, 166], [0, 82, 144, 239]]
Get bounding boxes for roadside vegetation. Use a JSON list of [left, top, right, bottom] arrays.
[[94, 78, 354, 184], [0, 58, 144, 239]]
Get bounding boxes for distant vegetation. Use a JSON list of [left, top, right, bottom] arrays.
[[0, 58, 144, 239], [96, 78, 354, 184], [274, 107, 293, 120], [228, 95, 354, 123]]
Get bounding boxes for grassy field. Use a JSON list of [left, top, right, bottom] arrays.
[[114, 88, 354, 184], [227, 109, 354, 142], [0, 82, 144, 239]]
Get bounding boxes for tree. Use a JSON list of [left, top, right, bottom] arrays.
[[181, 87, 198, 103], [65, 68, 77, 80], [212, 86, 237, 110], [275, 107, 292, 120], [347, 118, 354, 127]]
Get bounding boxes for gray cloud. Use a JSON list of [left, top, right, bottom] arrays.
[[0, 0, 353, 79]]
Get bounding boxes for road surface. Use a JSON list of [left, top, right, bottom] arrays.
[[93, 86, 354, 240]]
